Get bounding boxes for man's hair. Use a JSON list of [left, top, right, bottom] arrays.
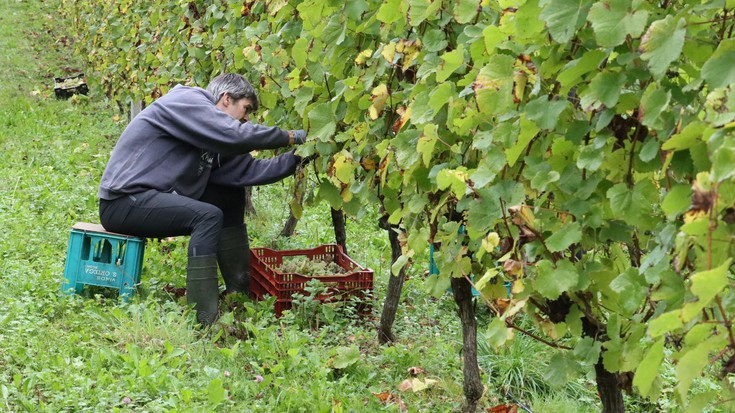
[[206, 73, 259, 112]]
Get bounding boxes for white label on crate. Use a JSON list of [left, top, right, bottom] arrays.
[[84, 265, 118, 281]]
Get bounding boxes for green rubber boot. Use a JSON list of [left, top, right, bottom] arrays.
[[186, 255, 220, 325], [217, 224, 250, 295]]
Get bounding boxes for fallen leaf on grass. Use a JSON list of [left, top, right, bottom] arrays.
[[488, 403, 518, 413], [372, 391, 407, 411], [407, 366, 426, 376], [398, 379, 413, 392], [398, 378, 438, 392]]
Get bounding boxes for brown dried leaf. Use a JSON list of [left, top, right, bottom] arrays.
[[503, 259, 523, 276], [488, 403, 518, 413], [397, 379, 413, 392], [407, 366, 426, 376], [373, 391, 407, 411], [495, 298, 511, 314], [690, 181, 713, 212]]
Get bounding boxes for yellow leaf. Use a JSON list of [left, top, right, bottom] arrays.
[[332, 151, 356, 183], [508, 205, 535, 228], [381, 42, 397, 64], [354, 49, 373, 65], [482, 232, 500, 252], [511, 279, 524, 294], [410, 378, 437, 392], [369, 84, 389, 120]]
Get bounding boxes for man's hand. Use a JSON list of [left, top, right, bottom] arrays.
[[288, 130, 307, 144], [294, 153, 318, 166]]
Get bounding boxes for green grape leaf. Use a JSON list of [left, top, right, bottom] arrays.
[[712, 146, 735, 182], [482, 25, 505, 54], [470, 148, 505, 188], [454, 0, 479, 24], [417, 125, 438, 166], [407, 0, 431, 26], [436, 45, 465, 82], [308, 103, 337, 141], [530, 170, 560, 191], [580, 70, 626, 110], [558, 49, 607, 91], [640, 16, 686, 78], [429, 82, 454, 113], [587, 0, 648, 47], [486, 317, 514, 349], [291, 38, 308, 68], [513, 0, 545, 40], [545, 222, 582, 252], [317, 180, 343, 210], [526, 96, 568, 130], [543, 352, 577, 387], [540, 0, 592, 43], [577, 136, 608, 171], [505, 116, 539, 167], [640, 84, 671, 129], [296, 0, 327, 30], [410, 90, 434, 125], [573, 337, 602, 365], [466, 188, 502, 240], [690, 259, 732, 305], [702, 38, 735, 89], [677, 337, 728, 400], [661, 121, 703, 151], [639, 138, 660, 162], [423, 29, 449, 53], [633, 338, 665, 396], [648, 310, 683, 338], [535, 260, 579, 300], [609, 267, 647, 315], [606, 181, 655, 229], [474, 55, 515, 115], [394, 129, 421, 168], [681, 259, 733, 322], [661, 184, 691, 220], [376, 0, 403, 24]]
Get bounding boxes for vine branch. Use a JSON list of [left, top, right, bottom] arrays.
[[505, 319, 573, 350]]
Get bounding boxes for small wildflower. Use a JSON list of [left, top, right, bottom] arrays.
[[224, 371, 231, 377], [255, 375, 264, 383], [122, 397, 132, 404]]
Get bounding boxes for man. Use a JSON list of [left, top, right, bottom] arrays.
[[98, 73, 306, 325]]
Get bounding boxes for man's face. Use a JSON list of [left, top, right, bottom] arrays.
[[216, 93, 255, 123]]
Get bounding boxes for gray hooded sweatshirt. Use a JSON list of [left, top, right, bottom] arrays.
[[98, 85, 297, 200]]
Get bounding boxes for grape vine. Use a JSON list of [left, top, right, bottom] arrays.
[[62, 0, 735, 410]]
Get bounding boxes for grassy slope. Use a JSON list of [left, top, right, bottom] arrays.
[[0, 1, 606, 412]]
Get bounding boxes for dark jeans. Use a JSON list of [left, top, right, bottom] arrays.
[[99, 185, 245, 257]]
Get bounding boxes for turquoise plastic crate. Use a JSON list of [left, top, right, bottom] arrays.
[[62, 222, 145, 301]]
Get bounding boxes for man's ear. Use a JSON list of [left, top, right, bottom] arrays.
[[215, 92, 229, 111]]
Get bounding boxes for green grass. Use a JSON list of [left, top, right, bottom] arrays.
[[0, 0, 669, 412]]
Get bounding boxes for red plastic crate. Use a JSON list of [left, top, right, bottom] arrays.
[[249, 244, 373, 317]]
